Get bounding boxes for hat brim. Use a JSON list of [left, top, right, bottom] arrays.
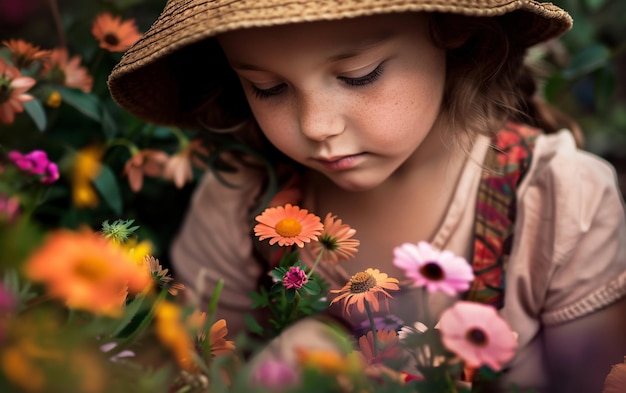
[[108, 0, 572, 128]]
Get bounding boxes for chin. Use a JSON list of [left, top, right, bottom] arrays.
[[327, 175, 383, 193]]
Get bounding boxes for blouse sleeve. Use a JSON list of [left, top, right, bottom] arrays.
[[169, 164, 265, 334], [511, 130, 626, 326]]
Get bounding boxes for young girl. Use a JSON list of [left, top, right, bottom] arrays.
[[108, 1, 626, 391]]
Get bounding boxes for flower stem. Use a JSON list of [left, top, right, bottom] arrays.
[[307, 248, 324, 276], [364, 300, 379, 357]]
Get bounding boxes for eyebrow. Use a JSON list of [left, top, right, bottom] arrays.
[[232, 30, 396, 71]]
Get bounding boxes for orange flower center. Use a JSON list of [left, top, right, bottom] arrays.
[[465, 328, 488, 347], [349, 272, 377, 293], [419, 262, 444, 281], [275, 218, 302, 238], [73, 258, 110, 282]]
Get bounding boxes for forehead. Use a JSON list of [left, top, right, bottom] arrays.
[[216, 12, 430, 63]]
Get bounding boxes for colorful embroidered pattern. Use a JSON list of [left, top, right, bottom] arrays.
[[464, 123, 540, 309]]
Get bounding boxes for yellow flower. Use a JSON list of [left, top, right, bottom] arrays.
[[154, 301, 196, 371], [71, 145, 102, 208], [91, 13, 142, 53], [330, 268, 399, 316], [308, 212, 360, 264], [23, 229, 151, 317], [45, 90, 62, 108], [254, 204, 324, 247]]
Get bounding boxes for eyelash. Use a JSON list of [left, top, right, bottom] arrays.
[[251, 62, 385, 100]]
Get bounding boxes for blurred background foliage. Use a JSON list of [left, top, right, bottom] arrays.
[[0, 0, 624, 272]]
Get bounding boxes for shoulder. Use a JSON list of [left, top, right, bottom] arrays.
[[511, 129, 626, 323]]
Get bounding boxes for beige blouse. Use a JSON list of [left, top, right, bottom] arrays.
[[170, 130, 626, 391]]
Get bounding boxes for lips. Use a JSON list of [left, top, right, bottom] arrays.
[[314, 153, 364, 171]]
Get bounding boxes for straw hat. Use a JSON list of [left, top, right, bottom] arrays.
[[108, 0, 572, 128]]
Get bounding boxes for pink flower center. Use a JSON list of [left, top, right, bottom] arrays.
[[350, 272, 376, 293], [419, 262, 444, 281], [466, 328, 488, 347], [275, 218, 302, 237]]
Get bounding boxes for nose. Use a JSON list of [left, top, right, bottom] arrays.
[[297, 91, 345, 142]]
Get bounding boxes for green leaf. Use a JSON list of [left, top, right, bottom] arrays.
[[244, 313, 264, 336], [58, 87, 102, 123], [23, 98, 47, 131], [562, 44, 611, 80], [112, 293, 147, 336], [93, 164, 123, 215]]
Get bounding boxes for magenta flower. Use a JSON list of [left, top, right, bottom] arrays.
[[8, 150, 59, 184], [393, 241, 474, 296], [439, 301, 518, 371], [283, 266, 308, 289], [251, 358, 300, 390]]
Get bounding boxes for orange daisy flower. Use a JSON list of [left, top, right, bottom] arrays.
[[0, 58, 35, 125], [329, 268, 399, 316], [358, 330, 403, 365], [91, 13, 142, 53], [41, 48, 93, 93], [23, 229, 151, 317], [308, 212, 360, 264], [144, 256, 185, 296], [208, 319, 235, 356], [254, 204, 324, 247], [2, 39, 50, 68]]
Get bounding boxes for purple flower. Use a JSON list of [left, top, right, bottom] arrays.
[[283, 266, 308, 289], [251, 358, 299, 390], [393, 241, 475, 296]]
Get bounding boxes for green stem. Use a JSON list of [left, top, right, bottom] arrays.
[[307, 248, 325, 276], [47, 0, 65, 48], [288, 291, 301, 322], [364, 301, 379, 358], [421, 287, 432, 328], [169, 127, 190, 150], [110, 288, 169, 355]]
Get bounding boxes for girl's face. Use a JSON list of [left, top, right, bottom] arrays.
[[218, 13, 447, 191]]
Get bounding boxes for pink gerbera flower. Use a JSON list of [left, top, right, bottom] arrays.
[[0, 58, 35, 125], [254, 204, 323, 247], [308, 212, 360, 264], [438, 301, 518, 371], [393, 241, 474, 296]]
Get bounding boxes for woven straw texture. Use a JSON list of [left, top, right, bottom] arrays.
[[108, 0, 572, 128]]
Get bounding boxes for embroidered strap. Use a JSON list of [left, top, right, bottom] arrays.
[[464, 123, 540, 309]]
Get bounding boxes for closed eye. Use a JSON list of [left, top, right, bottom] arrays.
[[338, 62, 384, 87], [252, 83, 287, 100]]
